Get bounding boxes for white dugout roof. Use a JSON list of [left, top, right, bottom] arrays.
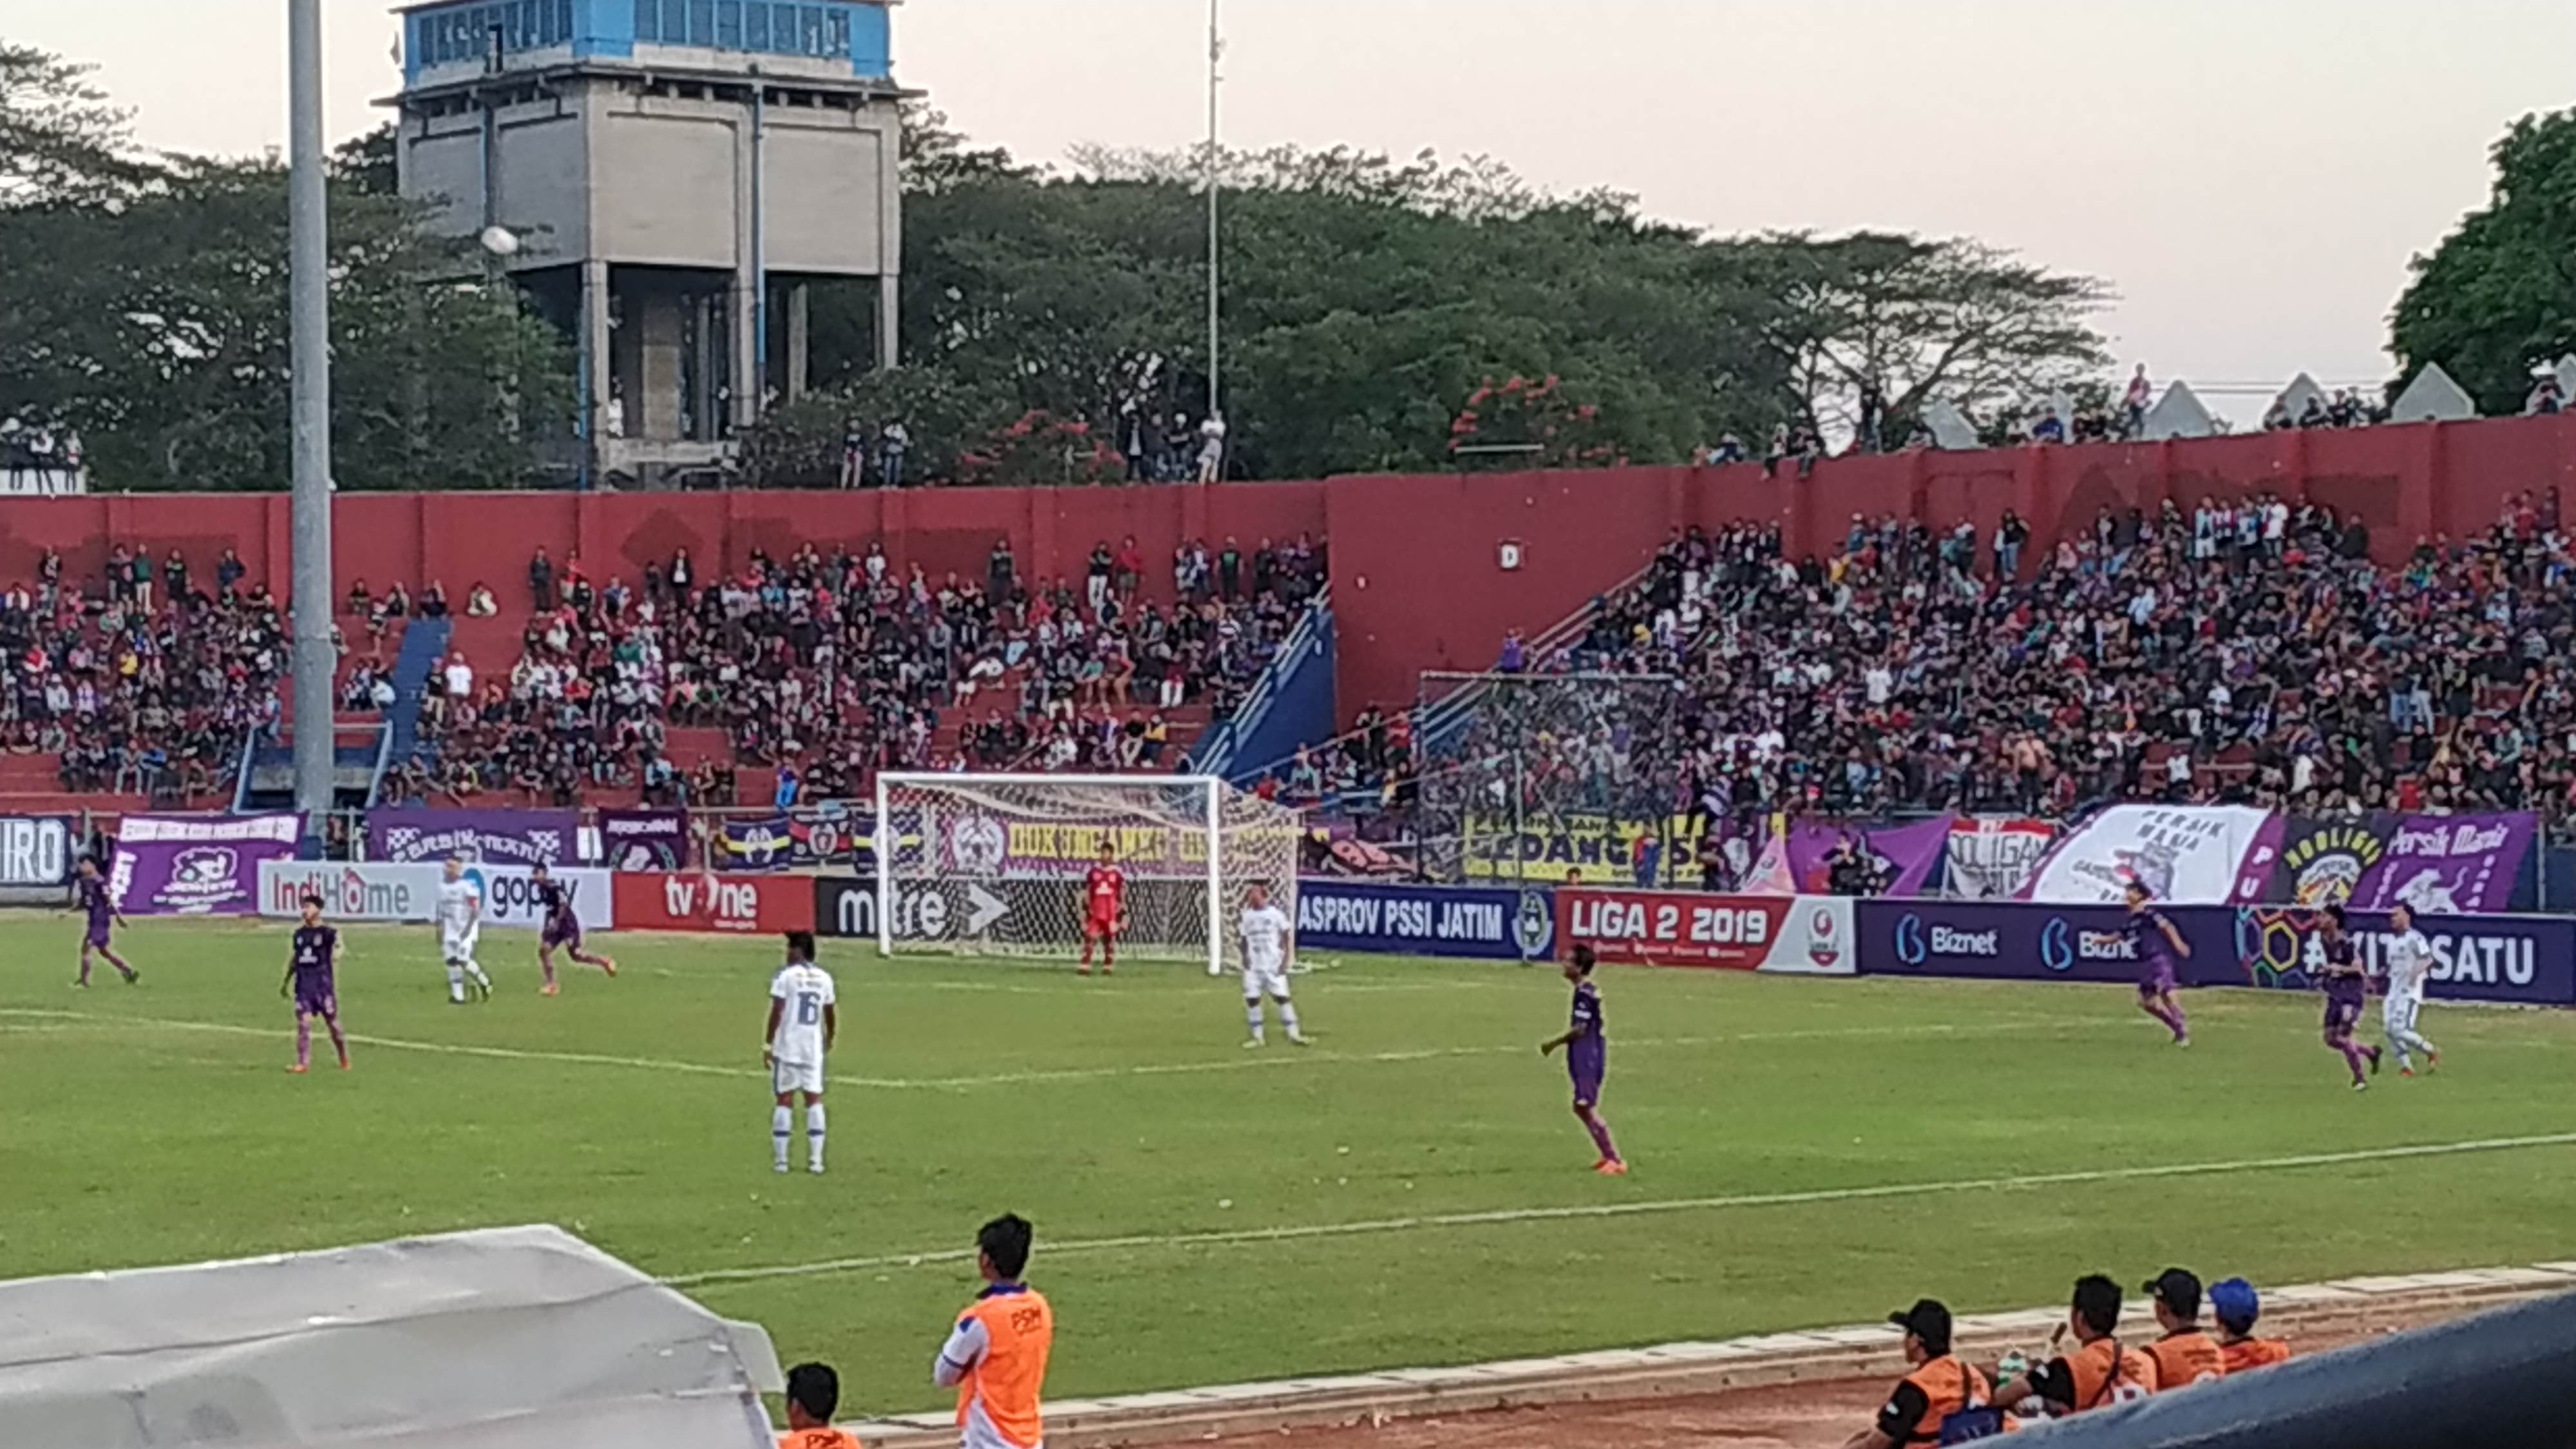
[[0, 1224, 783, 1448]]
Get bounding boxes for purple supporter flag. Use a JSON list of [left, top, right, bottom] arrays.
[[1788, 815, 1956, 898], [596, 808, 688, 870], [2349, 812, 2537, 915], [366, 808, 581, 867], [108, 813, 304, 917]]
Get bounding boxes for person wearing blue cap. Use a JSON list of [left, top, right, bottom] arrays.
[[2210, 1277, 2291, 1374]]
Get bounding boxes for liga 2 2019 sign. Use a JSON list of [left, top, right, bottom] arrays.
[[1554, 889, 1856, 974]]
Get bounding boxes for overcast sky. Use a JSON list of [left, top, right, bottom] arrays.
[[8, 0, 2569, 404]]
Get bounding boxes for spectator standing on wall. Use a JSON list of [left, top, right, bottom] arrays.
[[670, 546, 696, 600], [2124, 365, 2154, 435], [130, 549, 153, 612], [842, 420, 867, 488], [880, 420, 911, 489], [216, 547, 244, 599], [1196, 413, 1227, 484], [1995, 511, 2028, 578], [1217, 538, 1242, 601], [1086, 542, 1113, 616], [987, 537, 1015, 601], [2031, 408, 2066, 444], [529, 547, 555, 612], [775, 761, 800, 813]]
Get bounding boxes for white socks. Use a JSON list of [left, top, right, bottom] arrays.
[[1246, 1001, 1265, 1043], [775, 1104, 827, 1172], [446, 964, 466, 1003], [1247, 999, 1303, 1044]]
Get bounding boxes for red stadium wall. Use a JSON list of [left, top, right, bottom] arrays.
[[9, 414, 2576, 732]]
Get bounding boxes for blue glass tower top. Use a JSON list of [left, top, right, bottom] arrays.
[[400, 0, 893, 88]]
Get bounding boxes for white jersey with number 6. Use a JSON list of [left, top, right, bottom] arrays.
[[437, 879, 482, 960], [770, 961, 836, 1096], [1239, 904, 1293, 998]]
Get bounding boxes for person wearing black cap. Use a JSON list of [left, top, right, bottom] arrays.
[[1988, 1274, 2158, 1417], [2139, 1267, 2224, 1390], [1842, 1300, 1997, 1449]]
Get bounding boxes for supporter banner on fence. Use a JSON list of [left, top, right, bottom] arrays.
[[1860, 900, 2239, 989], [109, 813, 303, 917], [2257, 815, 2399, 905], [1294, 880, 1555, 961], [2020, 804, 2283, 905], [366, 808, 582, 867], [596, 810, 687, 871], [2347, 812, 2537, 915], [254, 860, 614, 934], [1555, 889, 1855, 974], [1945, 817, 2056, 900], [1744, 816, 1956, 897], [0, 815, 76, 886], [2231, 905, 2575, 1007], [1461, 814, 1698, 885], [614, 872, 816, 934], [717, 806, 873, 873]]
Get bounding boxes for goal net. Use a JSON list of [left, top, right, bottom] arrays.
[[874, 773, 1303, 972]]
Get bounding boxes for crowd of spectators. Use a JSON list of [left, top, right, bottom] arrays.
[[1450, 484, 2576, 852], [394, 534, 1327, 808], [3, 544, 286, 803]]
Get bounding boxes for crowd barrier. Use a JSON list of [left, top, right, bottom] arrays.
[[257, 860, 615, 934]]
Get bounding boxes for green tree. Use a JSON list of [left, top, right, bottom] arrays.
[[1754, 232, 2112, 444], [2391, 109, 2576, 415], [0, 42, 151, 204]]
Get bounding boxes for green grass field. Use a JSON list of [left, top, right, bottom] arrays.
[[6, 916, 2576, 1420]]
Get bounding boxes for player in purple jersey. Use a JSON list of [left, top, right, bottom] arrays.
[[1540, 945, 1627, 1176], [278, 893, 350, 1073], [2123, 879, 2191, 1046], [70, 857, 140, 987], [2316, 905, 2382, 1090], [531, 863, 616, 996]]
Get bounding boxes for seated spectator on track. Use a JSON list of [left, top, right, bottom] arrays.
[[779, 1361, 863, 1449], [1845, 1300, 1997, 1449], [2211, 1276, 2292, 1374], [2139, 1267, 2226, 1390], [466, 581, 498, 617], [1989, 1275, 2157, 1417]]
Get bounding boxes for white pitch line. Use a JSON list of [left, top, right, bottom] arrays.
[[665, 1130, 2576, 1289], [0, 1009, 2096, 1093]]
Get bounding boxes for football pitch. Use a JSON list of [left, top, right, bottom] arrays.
[[6, 918, 2576, 1420]]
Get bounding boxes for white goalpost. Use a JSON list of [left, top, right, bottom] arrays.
[[873, 773, 1303, 973]]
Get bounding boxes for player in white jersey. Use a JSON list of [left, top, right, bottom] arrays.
[[763, 931, 837, 1174], [1238, 884, 1305, 1048], [2380, 903, 2440, 1076], [438, 857, 493, 1004]]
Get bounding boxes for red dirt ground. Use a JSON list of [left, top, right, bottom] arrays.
[[1232, 1304, 2467, 1449]]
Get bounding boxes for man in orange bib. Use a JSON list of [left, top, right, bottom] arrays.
[[934, 1213, 1054, 1449], [1989, 1274, 2158, 1417], [2139, 1268, 2226, 1390], [2210, 1277, 2293, 1375], [779, 1361, 864, 1449]]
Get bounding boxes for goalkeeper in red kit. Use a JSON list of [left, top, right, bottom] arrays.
[[1079, 842, 1127, 976]]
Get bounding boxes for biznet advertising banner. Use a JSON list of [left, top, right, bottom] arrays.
[[1555, 889, 1856, 974], [1858, 900, 2575, 1007], [110, 813, 303, 917], [255, 860, 614, 933]]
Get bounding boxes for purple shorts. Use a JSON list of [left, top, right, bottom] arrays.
[[84, 922, 112, 949], [2323, 995, 2363, 1037], [296, 991, 338, 1018], [2137, 963, 2177, 999], [543, 921, 582, 949], [1568, 1054, 1604, 1106]]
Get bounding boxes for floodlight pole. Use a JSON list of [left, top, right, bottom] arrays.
[[1205, 0, 1222, 428], [288, 0, 337, 846]]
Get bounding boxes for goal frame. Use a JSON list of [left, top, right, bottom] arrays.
[[875, 772, 1231, 975]]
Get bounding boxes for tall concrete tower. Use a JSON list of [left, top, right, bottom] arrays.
[[388, 0, 905, 486]]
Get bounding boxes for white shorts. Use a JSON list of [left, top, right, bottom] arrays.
[[1241, 963, 1292, 999], [773, 1057, 826, 1096], [2383, 994, 2425, 1036], [442, 932, 480, 964]]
